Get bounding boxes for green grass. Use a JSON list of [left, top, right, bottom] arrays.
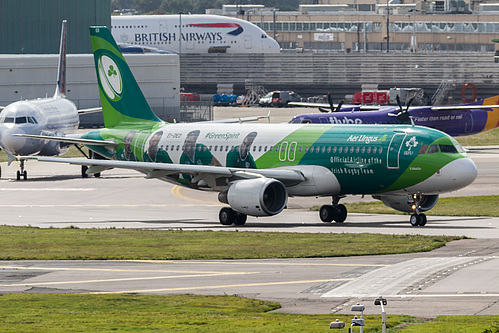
[[0, 226, 460, 260], [455, 127, 499, 146], [0, 293, 497, 332], [336, 195, 499, 217]]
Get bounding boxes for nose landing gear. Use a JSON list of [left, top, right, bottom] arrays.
[[16, 159, 27, 181], [409, 193, 427, 226]]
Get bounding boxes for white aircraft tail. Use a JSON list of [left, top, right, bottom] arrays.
[[54, 20, 67, 98]]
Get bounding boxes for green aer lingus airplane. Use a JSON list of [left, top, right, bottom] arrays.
[[20, 26, 478, 227]]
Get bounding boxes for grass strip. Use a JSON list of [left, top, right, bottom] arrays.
[[339, 195, 499, 217], [0, 226, 460, 260], [0, 293, 498, 332]]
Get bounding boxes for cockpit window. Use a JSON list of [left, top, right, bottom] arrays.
[[439, 145, 458, 154], [3, 117, 14, 123], [15, 117, 27, 124], [28, 116, 38, 124], [418, 144, 429, 154], [427, 144, 440, 154]]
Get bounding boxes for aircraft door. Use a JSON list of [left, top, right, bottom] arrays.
[[464, 113, 474, 133], [244, 35, 252, 49], [387, 133, 406, 169], [158, 20, 168, 33], [279, 142, 288, 161]]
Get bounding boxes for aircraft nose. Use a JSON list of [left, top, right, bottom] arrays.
[[1, 127, 39, 155], [439, 157, 478, 192]]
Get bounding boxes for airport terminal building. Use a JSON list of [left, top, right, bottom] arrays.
[[217, 0, 499, 53]]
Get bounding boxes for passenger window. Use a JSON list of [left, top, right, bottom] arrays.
[[427, 145, 439, 154], [379, 147, 383, 154]]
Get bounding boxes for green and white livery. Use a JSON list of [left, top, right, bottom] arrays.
[[28, 26, 477, 227]]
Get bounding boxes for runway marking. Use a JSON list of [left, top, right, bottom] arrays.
[[171, 185, 222, 206], [87, 278, 355, 294], [129, 260, 389, 267], [0, 204, 219, 208], [0, 265, 251, 275], [0, 272, 258, 288], [0, 188, 95, 191]]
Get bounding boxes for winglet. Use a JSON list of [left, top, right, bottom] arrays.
[[54, 20, 67, 98]]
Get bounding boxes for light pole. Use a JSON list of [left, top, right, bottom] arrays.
[[386, 0, 390, 53], [409, 9, 419, 52], [178, 11, 183, 55]]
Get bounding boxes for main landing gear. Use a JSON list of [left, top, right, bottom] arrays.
[[219, 207, 247, 226], [409, 193, 427, 227], [319, 196, 347, 223], [75, 147, 101, 178]]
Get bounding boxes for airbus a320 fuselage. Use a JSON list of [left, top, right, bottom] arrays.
[[24, 26, 477, 227]]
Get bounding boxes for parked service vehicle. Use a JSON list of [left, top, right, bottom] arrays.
[[259, 91, 302, 107]]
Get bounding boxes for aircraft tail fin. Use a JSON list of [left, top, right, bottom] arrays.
[[89, 26, 163, 128], [54, 20, 67, 98]]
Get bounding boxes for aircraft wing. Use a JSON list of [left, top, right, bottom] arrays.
[[20, 156, 305, 184], [209, 112, 270, 123], [289, 101, 380, 111], [78, 106, 102, 115], [288, 101, 331, 108], [12, 134, 117, 147], [430, 105, 499, 111]]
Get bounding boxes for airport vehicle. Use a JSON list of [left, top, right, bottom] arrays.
[[0, 20, 100, 180], [19, 26, 477, 227], [259, 91, 302, 107], [290, 95, 499, 137], [111, 14, 280, 54]]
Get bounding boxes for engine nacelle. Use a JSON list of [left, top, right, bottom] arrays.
[[373, 194, 439, 213], [38, 131, 69, 156], [219, 178, 287, 217]]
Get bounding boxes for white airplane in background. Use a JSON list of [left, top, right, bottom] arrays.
[[0, 20, 101, 180], [111, 14, 280, 54]]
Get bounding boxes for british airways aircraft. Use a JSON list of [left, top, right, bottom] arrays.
[[111, 14, 280, 54], [0, 20, 100, 180], [290, 95, 499, 137]]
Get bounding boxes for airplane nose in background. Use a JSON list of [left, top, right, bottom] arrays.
[[1, 127, 29, 155], [442, 157, 478, 192]]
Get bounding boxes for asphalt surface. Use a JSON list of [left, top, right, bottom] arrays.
[[0, 106, 498, 318]]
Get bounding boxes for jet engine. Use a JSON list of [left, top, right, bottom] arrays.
[[373, 194, 439, 213], [38, 131, 69, 156], [218, 178, 287, 216]]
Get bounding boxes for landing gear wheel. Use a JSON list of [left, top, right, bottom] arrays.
[[234, 213, 247, 226], [94, 172, 101, 178], [320, 205, 334, 223], [81, 165, 89, 178], [410, 213, 422, 226], [335, 204, 347, 223], [219, 207, 235, 225], [23, 170, 27, 180], [16, 170, 21, 181], [419, 213, 427, 226]]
